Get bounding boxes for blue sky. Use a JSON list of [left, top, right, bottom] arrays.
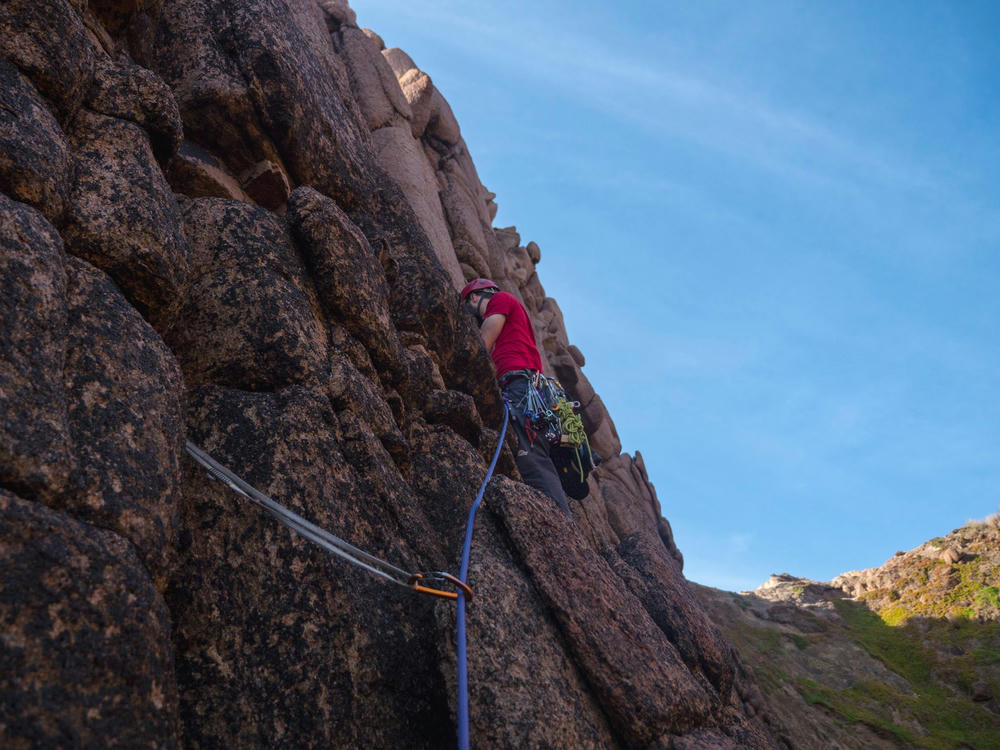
[[355, 0, 1000, 591]]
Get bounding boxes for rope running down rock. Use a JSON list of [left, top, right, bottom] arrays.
[[456, 401, 509, 750]]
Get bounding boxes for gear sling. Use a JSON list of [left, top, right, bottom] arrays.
[[500, 370, 599, 502]]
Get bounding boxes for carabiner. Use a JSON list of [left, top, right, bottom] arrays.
[[408, 571, 475, 602]]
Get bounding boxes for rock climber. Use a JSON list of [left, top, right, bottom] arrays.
[[461, 278, 571, 515]]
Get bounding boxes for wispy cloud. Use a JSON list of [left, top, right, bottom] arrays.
[[360, 1, 941, 196], [728, 532, 753, 554]]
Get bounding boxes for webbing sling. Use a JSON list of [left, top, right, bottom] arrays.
[[184, 441, 471, 600]]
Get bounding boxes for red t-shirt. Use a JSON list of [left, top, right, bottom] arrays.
[[485, 291, 542, 378]]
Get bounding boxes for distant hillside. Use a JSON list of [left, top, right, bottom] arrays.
[[834, 514, 1000, 625], [695, 515, 1000, 749]]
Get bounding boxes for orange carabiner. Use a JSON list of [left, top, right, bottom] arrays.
[[408, 572, 474, 602]]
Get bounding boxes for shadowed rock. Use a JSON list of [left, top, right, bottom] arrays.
[[165, 141, 254, 201], [62, 256, 184, 583], [0, 195, 71, 503], [611, 531, 736, 698], [0, 59, 72, 225], [0, 490, 179, 749], [63, 109, 190, 333], [327, 345, 406, 465], [176, 383, 454, 748], [169, 197, 327, 390], [86, 56, 183, 163], [286, 186, 403, 383], [0, 0, 781, 747], [152, 0, 374, 206], [0, 0, 96, 124]]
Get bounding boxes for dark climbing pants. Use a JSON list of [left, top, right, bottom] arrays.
[[501, 376, 571, 516]]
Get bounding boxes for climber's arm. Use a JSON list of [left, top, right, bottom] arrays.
[[480, 313, 506, 353]]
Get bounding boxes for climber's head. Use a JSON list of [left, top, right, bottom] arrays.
[[461, 278, 498, 321], [461, 278, 498, 301]]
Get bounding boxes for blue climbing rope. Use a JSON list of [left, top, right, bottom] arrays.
[[456, 401, 509, 750]]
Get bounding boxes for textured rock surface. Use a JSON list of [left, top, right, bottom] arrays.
[[0, 489, 179, 749], [63, 109, 190, 332], [0, 1, 773, 747], [168, 197, 327, 390], [0, 196, 70, 505], [61, 256, 185, 584], [0, 59, 72, 224]]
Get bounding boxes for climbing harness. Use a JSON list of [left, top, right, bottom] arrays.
[[456, 400, 509, 750], [184, 441, 472, 601]]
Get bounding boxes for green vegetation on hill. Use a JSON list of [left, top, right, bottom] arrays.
[[857, 518, 1000, 625], [863, 557, 1000, 625], [823, 600, 1000, 749], [700, 516, 1000, 749], [723, 603, 1000, 749]]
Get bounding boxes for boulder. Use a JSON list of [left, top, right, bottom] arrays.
[[286, 186, 404, 380], [169, 197, 327, 390], [86, 56, 183, 162], [371, 126, 465, 289], [0, 0, 96, 123], [489, 476, 719, 746], [440, 169, 494, 278], [327, 346, 406, 464], [333, 26, 411, 130], [940, 548, 961, 564], [422, 389, 483, 446], [152, 0, 375, 210], [316, 0, 356, 30]]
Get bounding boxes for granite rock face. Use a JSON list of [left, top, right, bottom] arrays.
[[0, 1, 772, 747], [0, 489, 179, 749], [0, 195, 70, 504]]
